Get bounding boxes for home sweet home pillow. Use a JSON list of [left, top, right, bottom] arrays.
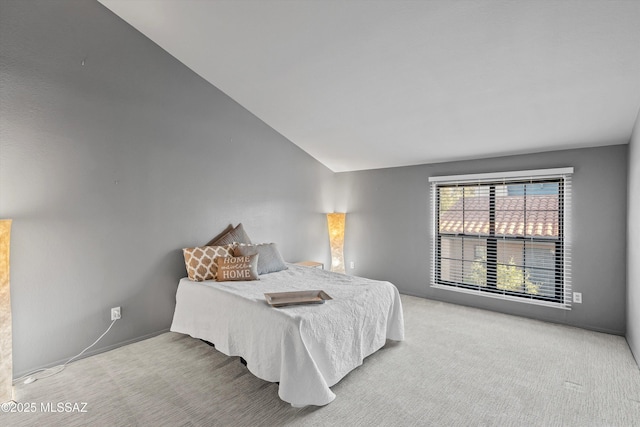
[[183, 244, 234, 281], [216, 254, 260, 282]]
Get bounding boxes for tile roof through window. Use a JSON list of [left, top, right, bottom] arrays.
[[439, 195, 559, 237]]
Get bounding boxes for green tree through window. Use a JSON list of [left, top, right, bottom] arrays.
[[467, 256, 540, 295]]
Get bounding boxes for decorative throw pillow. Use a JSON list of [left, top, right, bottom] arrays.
[[207, 223, 252, 246], [216, 254, 260, 282], [183, 245, 234, 281], [233, 243, 288, 275]]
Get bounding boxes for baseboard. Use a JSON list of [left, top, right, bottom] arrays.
[[13, 328, 170, 380], [626, 336, 640, 370]]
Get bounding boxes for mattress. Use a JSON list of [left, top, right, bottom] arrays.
[[170, 264, 404, 407]]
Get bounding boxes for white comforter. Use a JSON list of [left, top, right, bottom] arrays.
[[170, 264, 404, 407]]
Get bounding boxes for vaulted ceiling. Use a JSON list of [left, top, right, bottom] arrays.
[[98, 0, 640, 172]]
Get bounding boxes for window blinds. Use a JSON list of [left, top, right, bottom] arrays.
[[429, 168, 573, 309]]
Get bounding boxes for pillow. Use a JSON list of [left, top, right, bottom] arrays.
[[207, 223, 252, 246], [233, 243, 288, 275], [216, 254, 260, 282], [183, 244, 234, 281]]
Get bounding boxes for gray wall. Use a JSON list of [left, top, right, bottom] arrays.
[[0, 1, 333, 376], [335, 145, 628, 335], [628, 111, 640, 364]]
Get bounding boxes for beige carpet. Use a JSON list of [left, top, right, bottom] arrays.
[[6, 295, 640, 426]]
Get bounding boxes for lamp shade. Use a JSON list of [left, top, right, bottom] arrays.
[[326, 213, 346, 273], [0, 220, 12, 402]]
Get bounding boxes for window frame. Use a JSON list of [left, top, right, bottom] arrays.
[[429, 168, 573, 309]]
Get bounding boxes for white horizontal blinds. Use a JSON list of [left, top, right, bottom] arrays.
[[430, 168, 573, 308], [561, 173, 572, 307]]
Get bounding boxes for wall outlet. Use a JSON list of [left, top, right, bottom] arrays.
[[349, 261, 355, 269], [573, 292, 582, 304], [111, 306, 121, 320]]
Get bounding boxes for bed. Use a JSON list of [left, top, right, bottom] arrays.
[[170, 263, 405, 407]]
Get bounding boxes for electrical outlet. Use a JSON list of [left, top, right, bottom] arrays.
[[111, 306, 121, 320], [573, 292, 582, 304], [350, 261, 355, 269]]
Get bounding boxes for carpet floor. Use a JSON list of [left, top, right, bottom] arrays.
[[5, 295, 640, 426]]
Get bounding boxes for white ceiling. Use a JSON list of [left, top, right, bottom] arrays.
[[98, 0, 640, 172]]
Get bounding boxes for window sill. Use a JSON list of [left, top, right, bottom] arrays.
[[430, 283, 571, 310]]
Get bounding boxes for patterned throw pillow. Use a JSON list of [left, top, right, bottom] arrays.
[[216, 254, 260, 282], [183, 245, 234, 281], [233, 243, 288, 275], [206, 223, 252, 246]]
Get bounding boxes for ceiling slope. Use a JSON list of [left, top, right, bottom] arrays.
[[98, 0, 640, 172]]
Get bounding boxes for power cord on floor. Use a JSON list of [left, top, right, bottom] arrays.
[[13, 318, 119, 385]]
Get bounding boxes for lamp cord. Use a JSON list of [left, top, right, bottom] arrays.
[[13, 318, 118, 385]]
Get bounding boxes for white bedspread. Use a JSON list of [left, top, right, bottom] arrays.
[[170, 264, 404, 407]]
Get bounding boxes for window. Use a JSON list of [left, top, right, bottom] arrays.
[[429, 168, 572, 308]]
